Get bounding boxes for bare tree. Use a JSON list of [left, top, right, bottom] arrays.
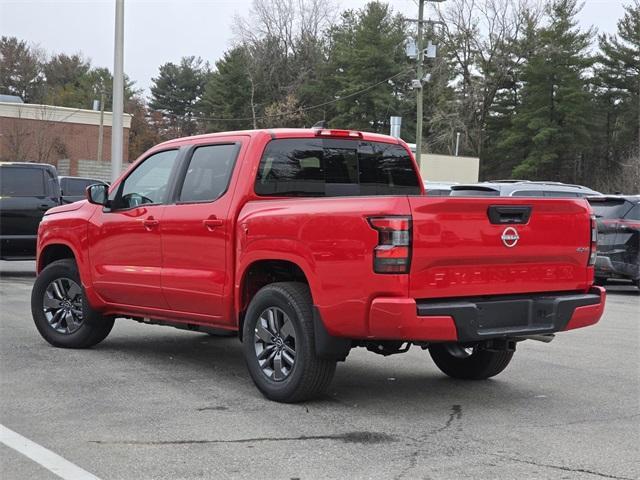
[[430, 0, 542, 156], [2, 109, 32, 161], [230, 0, 336, 126], [1, 105, 66, 163]]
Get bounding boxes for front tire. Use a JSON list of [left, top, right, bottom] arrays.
[[31, 259, 114, 348], [242, 282, 336, 403], [429, 343, 514, 380]]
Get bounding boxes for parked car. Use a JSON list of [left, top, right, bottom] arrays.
[[31, 128, 605, 402], [0, 162, 61, 260], [59, 176, 108, 204], [588, 195, 640, 289], [423, 181, 457, 196], [450, 180, 601, 197]]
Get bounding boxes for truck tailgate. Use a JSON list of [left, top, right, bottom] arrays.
[[409, 197, 593, 299]]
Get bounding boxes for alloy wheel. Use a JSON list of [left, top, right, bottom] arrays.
[[43, 277, 84, 334], [253, 307, 297, 381]]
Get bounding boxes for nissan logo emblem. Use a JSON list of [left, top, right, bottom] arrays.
[[501, 227, 519, 248]]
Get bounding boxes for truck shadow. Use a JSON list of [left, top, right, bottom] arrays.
[[603, 284, 639, 296], [95, 324, 535, 410]]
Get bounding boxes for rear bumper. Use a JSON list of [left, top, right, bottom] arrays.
[[368, 287, 605, 342]]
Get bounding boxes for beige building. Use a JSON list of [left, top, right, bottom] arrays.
[[418, 153, 480, 183]]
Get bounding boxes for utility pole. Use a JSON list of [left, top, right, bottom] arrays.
[[411, 0, 445, 169], [111, 0, 124, 182], [415, 0, 425, 168]]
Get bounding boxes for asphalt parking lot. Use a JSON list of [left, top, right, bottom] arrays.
[[1, 260, 638, 480]]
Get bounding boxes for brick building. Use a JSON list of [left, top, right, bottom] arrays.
[[0, 101, 132, 180]]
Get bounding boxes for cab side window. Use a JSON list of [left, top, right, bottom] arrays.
[[178, 144, 238, 203], [112, 150, 179, 209]]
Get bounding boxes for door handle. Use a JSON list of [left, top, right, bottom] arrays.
[[203, 216, 223, 230], [38, 204, 50, 211], [142, 217, 159, 230]]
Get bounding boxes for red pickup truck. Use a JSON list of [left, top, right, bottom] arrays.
[[31, 128, 605, 402]]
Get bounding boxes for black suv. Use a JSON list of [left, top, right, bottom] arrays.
[[588, 196, 640, 289], [449, 180, 601, 198], [0, 162, 61, 260]]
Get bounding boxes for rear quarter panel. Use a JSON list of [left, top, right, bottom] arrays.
[[236, 196, 412, 337]]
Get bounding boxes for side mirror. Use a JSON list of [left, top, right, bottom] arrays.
[[86, 184, 109, 206]]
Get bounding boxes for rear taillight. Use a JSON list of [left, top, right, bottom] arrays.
[[368, 216, 411, 274], [589, 214, 597, 266]]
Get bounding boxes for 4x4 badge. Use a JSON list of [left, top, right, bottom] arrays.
[[501, 227, 519, 248]]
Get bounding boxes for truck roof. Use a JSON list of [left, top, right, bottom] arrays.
[[0, 161, 57, 170], [155, 128, 406, 149]]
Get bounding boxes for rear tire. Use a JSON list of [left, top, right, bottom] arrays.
[[31, 259, 114, 348], [429, 343, 514, 380], [242, 282, 336, 403]]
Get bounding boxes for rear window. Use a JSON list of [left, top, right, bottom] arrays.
[[0, 166, 46, 196], [424, 189, 451, 197], [62, 178, 99, 196], [544, 190, 579, 198], [450, 187, 500, 197], [511, 190, 545, 197], [589, 199, 633, 219], [255, 138, 420, 197]]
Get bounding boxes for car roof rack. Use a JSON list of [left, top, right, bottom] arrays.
[[488, 180, 589, 189]]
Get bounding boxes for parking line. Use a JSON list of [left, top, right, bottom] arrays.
[[0, 424, 102, 480]]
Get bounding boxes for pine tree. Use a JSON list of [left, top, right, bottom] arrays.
[[0, 36, 43, 102], [499, 0, 593, 181], [321, 2, 411, 133], [149, 56, 209, 137], [199, 47, 256, 132], [593, 0, 640, 188], [483, 8, 541, 179]]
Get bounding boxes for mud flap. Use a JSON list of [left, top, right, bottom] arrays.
[[313, 307, 351, 361]]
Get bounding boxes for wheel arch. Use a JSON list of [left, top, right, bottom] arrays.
[[235, 257, 350, 360], [38, 242, 78, 273], [235, 255, 318, 338], [238, 258, 311, 312]]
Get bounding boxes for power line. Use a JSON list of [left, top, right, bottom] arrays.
[[156, 68, 413, 124]]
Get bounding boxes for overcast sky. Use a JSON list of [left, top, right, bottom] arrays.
[[0, 0, 629, 96]]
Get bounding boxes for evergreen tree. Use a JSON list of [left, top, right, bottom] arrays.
[[149, 56, 209, 136], [321, 2, 411, 133], [0, 36, 43, 102], [591, 0, 640, 190], [483, 8, 541, 179], [498, 0, 593, 181], [44, 57, 135, 111], [199, 47, 256, 132]]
